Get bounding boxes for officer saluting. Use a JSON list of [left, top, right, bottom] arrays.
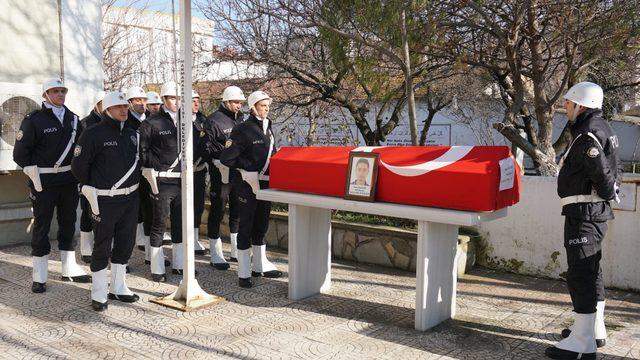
[[546, 82, 622, 360], [203, 86, 245, 269], [79, 91, 105, 264], [220, 90, 282, 288], [72, 91, 141, 311], [13, 78, 90, 293], [140, 81, 184, 281]]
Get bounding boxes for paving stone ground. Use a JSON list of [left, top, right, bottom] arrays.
[[1, 241, 639, 359]]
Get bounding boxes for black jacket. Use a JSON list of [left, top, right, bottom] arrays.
[[13, 103, 82, 188], [125, 110, 145, 131], [81, 109, 102, 130], [203, 104, 243, 162], [139, 106, 181, 185], [193, 111, 209, 170], [72, 116, 140, 197], [220, 114, 277, 176], [557, 108, 623, 221]]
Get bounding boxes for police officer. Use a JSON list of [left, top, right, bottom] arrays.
[[139, 81, 183, 282], [546, 82, 622, 360], [146, 91, 162, 115], [71, 91, 141, 311], [79, 91, 105, 264], [220, 90, 282, 288], [191, 90, 208, 256], [13, 78, 90, 293], [204, 86, 244, 269]]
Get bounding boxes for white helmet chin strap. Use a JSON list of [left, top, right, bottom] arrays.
[[44, 92, 63, 109]]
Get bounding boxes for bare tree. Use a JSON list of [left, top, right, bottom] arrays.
[[440, 0, 640, 175]]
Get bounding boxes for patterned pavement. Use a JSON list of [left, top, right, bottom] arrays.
[[0, 242, 639, 359]]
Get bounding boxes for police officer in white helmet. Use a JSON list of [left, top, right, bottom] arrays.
[[191, 90, 209, 256], [72, 91, 141, 311], [546, 82, 622, 360], [79, 90, 105, 264], [125, 86, 148, 130], [139, 81, 186, 281], [13, 78, 90, 293], [146, 91, 162, 115], [203, 86, 245, 270], [220, 90, 282, 288]]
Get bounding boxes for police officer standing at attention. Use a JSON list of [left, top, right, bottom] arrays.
[[220, 90, 282, 288], [546, 82, 622, 360], [124, 86, 150, 254], [13, 78, 90, 293], [203, 86, 244, 269], [79, 90, 105, 264], [140, 81, 183, 282], [72, 91, 141, 311], [146, 91, 162, 115], [191, 90, 209, 256]]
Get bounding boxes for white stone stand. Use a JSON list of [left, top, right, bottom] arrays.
[[257, 189, 507, 331]]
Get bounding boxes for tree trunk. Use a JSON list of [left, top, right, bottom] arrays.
[[400, 8, 418, 145], [493, 122, 558, 175], [419, 111, 436, 146]]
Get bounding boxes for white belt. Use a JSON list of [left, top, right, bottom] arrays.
[[258, 174, 269, 181], [39, 165, 71, 174], [158, 171, 181, 178], [560, 194, 608, 206], [96, 184, 139, 197]]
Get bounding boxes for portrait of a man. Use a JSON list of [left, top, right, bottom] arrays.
[[345, 152, 378, 201]]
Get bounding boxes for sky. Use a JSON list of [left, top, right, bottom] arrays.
[[112, 0, 206, 18]]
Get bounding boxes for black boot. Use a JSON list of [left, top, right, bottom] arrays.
[[91, 300, 108, 312], [81, 255, 92, 264], [108, 293, 140, 303], [145, 259, 171, 266], [544, 346, 596, 359], [238, 277, 252, 288], [31, 282, 46, 293], [263, 270, 283, 278], [151, 273, 166, 282], [251, 271, 262, 277], [61, 274, 92, 283], [210, 262, 230, 270], [172, 269, 199, 276], [229, 257, 238, 262], [137, 245, 145, 251]]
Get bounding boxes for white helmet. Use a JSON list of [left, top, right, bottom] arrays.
[[564, 82, 603, 109], [247, 90, 271, 110], [94, 90, 106, 106], [146, 91, 161, 104], [126, 86, 147, 100], [222, 86, 246, 102], [160, 81, 180, 97], [102, 91, 129, 110], [192, 90, 200, 99], [42, 78, 67, 95]]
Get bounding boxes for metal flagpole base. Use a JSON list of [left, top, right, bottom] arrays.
[[150, 279, 224, 311]]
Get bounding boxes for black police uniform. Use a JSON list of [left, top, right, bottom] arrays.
[[13, 103, 82, 257], [71, 115, 140, 273], [125, 109, 154, 250], [193, 111, 209, 241], [204, 104, 242, 240], [220, 113, 276, 251], [78, 109, 103, 245], [557, 108, 622, 314], [139, 106, 182, 248]]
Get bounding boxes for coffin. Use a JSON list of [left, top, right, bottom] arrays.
[[269, 146, 520, 212]]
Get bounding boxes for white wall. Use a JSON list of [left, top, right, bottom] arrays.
[[478, 175, 640, 291]]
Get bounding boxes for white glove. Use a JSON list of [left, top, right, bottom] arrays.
[[239, 170, 260, 195], [614, 183, 621, 204]]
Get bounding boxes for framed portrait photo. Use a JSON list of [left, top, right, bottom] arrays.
[[344, 151, 379, 202]]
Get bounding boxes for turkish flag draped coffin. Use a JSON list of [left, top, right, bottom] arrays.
[[269, 146, 521, 212]]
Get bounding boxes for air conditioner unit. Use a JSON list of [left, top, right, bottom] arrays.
[[0, 82, 42, 171]]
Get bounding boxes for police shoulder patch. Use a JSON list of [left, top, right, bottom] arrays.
[[74, 145, 82, 157], [225, 139, 233, 148], [16, 130, 23, 141], [587, 146, 600, 158]]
